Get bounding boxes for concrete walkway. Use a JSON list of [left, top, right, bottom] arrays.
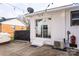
[[0, 40, 68, 56]]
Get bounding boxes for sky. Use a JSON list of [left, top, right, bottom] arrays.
[[0, 0, 79, 18]]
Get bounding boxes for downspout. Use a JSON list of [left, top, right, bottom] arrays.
[[64, 9, 70, 48], [65, 9, 66, 41], [64, 9, 67, 48]]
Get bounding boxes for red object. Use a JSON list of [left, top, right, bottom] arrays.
[[70, 35, 76, 44]]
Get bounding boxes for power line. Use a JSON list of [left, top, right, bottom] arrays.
[[6, 3, 26, 13], [0, 3, 26, 13]]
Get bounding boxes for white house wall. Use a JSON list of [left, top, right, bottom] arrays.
[[30, 10, 66, 46], [51, 10, 66, 45], [29, 6, 79, 48], [65, 7, 79, 48]]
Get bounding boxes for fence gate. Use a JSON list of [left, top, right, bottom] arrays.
[[14, 30, 30, 41]]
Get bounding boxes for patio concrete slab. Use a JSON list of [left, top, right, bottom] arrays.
[[0, 40, 68, 56]]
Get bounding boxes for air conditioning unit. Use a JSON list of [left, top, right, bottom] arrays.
[[54, 41, 64, 49]]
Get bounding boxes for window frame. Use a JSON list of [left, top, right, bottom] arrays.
[[35, 19, 42, 37], [71, 10, 79, 26], [35, 19, 51, 38]]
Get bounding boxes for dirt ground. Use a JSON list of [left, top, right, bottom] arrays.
[[0, 40, 68, 56]]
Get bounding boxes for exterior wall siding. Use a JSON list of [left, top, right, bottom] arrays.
[[0, 23, 2, 32], [65, 7, 79, 48], [1, 24, 27, 37], [51, 10, 65, 45], [26, 5, 79, 49], [29, 6, 79, 49], [30, 10, 66, 46]]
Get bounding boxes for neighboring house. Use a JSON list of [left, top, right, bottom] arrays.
[[0, 18, 27, 37], [25, 3, 79, 49]]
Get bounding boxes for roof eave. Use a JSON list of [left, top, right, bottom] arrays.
[[25, 3, 79, 17]]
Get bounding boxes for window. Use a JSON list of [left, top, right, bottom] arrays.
[[42, 25, 51, 38], [71, 10, 79, 26], [35, 19, 51, 38], [36, 19, 42, 37]]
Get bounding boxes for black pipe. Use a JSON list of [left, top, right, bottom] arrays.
[[67, 31, 71, 48]]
